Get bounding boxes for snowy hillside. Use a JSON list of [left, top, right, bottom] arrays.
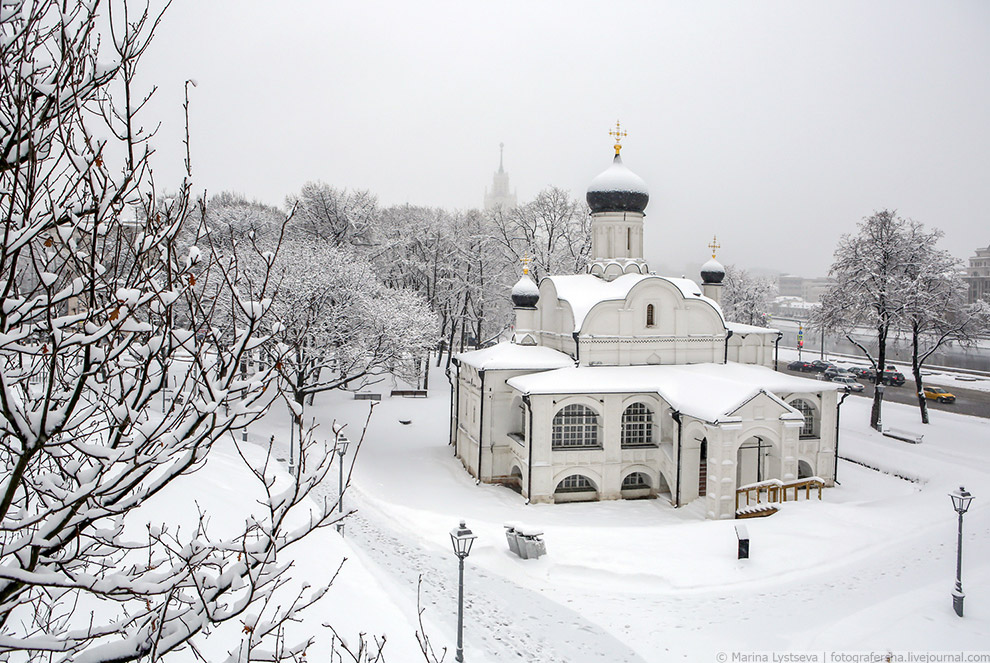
[[223, 373, 990, 660]]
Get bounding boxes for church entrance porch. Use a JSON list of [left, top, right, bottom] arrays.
[[735, 435, 781, 487]]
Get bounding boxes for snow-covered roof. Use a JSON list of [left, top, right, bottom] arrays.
[[726, 321, 780, 336], [506, 362, 839, 424], [454, 342, 574, 371], [586, 156, 649, 195], [546, 273, 724, 331]]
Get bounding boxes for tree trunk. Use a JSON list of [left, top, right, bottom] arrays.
[[870, 325, 887, 430], [911, 322, 929, 424]]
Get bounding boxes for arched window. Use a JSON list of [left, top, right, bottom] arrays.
[[555, 474, 596, 493], [626, 227, 631, 252], [621, 472, 651, 489], [552, 404, 599, 449], [789, 399, 817, 438], [646, 304, 655, 327], [621, 402, 654, 447]]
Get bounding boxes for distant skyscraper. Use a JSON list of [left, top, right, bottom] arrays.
[[484, 143, 517, 211]]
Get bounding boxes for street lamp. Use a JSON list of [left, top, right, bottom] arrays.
[[450, 520, 477, 663], [949, 486, 974, 617], [875, 383, 885, 432], [336, 435, 350, 535]]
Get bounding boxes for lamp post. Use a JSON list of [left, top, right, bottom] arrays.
[[336, 435, 350, 535], [949, 486, 974, 617], [875, 383, 885, 432], [450, 520, 477, 663]]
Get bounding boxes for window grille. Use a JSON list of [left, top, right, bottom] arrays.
[[555, 474, 595, 493], [621, 402, 653, 447], [621, 472, 650, 489], [646, 304, 655, 327], [552, 404, 599, 448], [790, 399, 816, 437]]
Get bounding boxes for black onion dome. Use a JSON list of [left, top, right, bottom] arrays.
[[701, 258, 725, 284], [511, 274, 540, 308], [586, 154, 649, 214]]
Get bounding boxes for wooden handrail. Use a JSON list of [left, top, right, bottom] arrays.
[[735, 477, 824, 511]]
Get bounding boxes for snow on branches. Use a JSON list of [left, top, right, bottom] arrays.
[[0, 2, 357, 660]]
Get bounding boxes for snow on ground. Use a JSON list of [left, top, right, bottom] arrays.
[[231, 367, 990, 661], [138, 435, 423, 661]]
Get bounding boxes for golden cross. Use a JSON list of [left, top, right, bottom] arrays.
[[520, 253, 531, 275], [609, 120, 627, 155], [708, 235, 720, 259]]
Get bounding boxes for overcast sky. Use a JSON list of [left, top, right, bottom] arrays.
[[139, 1, 990, 277]]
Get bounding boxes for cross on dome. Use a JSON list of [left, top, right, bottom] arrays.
[[609, 120, 627, 155], [520, 253, 532, 275], [708, 235, 721, 259]]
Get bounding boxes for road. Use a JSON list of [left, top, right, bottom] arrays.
[[775, 361, 990, 419]]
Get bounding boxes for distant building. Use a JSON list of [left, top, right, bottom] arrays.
[[774, 274, 832, 304], [483, 143, 517, 211], [964, 244, 990, 304]]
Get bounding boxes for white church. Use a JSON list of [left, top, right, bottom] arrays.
[[452, 130, 840, 520]]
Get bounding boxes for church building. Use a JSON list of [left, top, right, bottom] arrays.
[[452, 127, 840, 520]]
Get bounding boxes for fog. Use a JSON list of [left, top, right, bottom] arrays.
[[139, 0, 990, 278]]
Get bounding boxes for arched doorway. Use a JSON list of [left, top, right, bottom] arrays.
[[797, 460, 814, 480], [736, 436, 780, 487]]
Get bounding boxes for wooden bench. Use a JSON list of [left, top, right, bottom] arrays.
[[354, 392, 382, 401], [390, 389, 427, 398], [882, 427, 923, 444]]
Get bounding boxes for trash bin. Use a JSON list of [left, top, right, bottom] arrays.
[[504, 522, 521, 556], [735, 524, 750, 559], [515, 524, 546, 560]]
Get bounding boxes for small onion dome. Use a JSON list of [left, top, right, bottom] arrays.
[[701, 258, 725, 284], [586, 154, 649, 214], [511, 274, 540, 308]]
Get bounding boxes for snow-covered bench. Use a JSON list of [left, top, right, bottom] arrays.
[[390, 389, 427, 398], [354, 392, 381, 401], [882, 427, 923, 444]]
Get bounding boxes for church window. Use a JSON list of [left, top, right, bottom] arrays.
[[621, 472, 650, 489], [698, 439, 708, 497], [789, 399, 817, 438], [621, 402, 654, 447], [555, 474, 596, 493], [551, 404, 600, 449], [626, 227, 631, 252], [646, 304, 655, 328]]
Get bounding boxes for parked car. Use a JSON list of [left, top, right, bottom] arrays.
[[823, 366, 852, 380], [923, 386, 956, 403], [847, 366, 871, 379], [831, 375, 865, 392], [787, 360, 815, 372], [809, 360, 835, 373]]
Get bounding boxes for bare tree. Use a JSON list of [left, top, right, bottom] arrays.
[[900, 225, 990, 423], [0, 2, 353, 659], [489, 187, 591, 283], [287, 182, 378, 247], [721, 265, 776, 327], [817, 210, 915, 430]]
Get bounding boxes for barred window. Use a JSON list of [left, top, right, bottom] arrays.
[[555, 474, 596, 493], [621, 402, 654, 447], [646, 304, 655, 327], [790, 399, 816, 438], [552, 404, 600, 449], [621, 472, 651, 489]]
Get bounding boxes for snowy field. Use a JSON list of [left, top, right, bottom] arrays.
[[187, 365, 990, 661]]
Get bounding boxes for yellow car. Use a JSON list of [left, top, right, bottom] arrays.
[[923, 386, 956, 403]]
